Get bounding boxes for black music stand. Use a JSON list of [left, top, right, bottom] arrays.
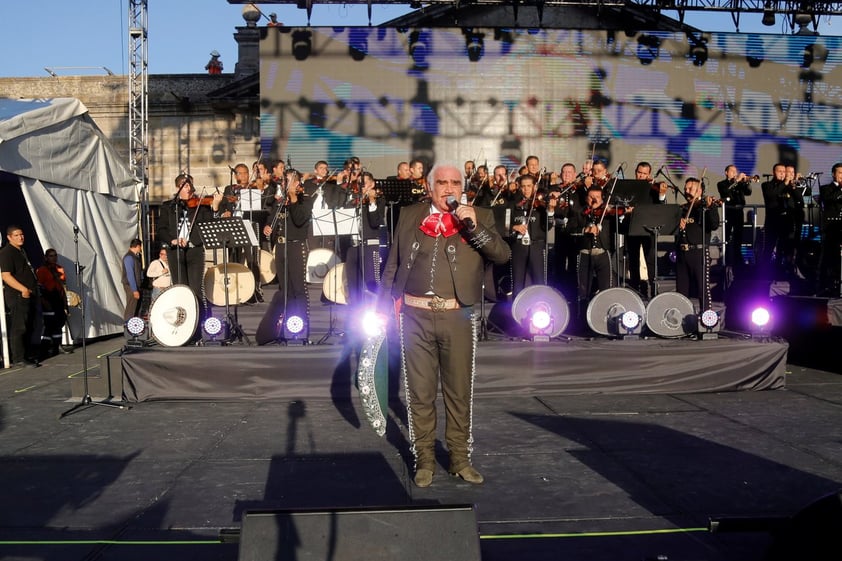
[[312, 209, 356, 344], [376, 179, 424, 204], [613, 180, 654, 205], [199, 218, 256, 345], [627, 204, 682, 298]]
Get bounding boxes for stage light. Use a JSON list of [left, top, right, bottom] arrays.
[[620, 310, 641, 333], [690, 43, 708, 67], [511, 285, 570, 341], [794, 11, 815, 35], [348, 28, 369, 61], [587, 287, 646, 338], [126, 316, 145, 336], [286, 315, 305, 335], [530, 306, 552, 332], [125, 316, 152, 348], [802, 43, 829, 68], [292, 30, 312, 61], [493, 28, 515, 56], [637, 34, 661, 65], [204, 316, 223, 336], [361, 310, 387, 338], [201, 316, 227, 345], [699, 308, 721, 340], [751, 306, 771, 328], [762, 3, 775, 27], [464, 29, 485, 62], [746, 34, 765, 68], [408, 30, 429, 70]]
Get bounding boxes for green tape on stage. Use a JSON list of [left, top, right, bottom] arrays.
[[357, 331, 388, 436]]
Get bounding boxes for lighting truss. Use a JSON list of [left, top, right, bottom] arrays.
[[227, 0, 842, 17]]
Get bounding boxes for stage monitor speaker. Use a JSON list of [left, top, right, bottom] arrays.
[[256, 289, 286, 345], [239, 504, 480, 561]]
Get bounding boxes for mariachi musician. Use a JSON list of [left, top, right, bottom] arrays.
[[553, 162, 585, 300], [157, 173, 224, 319], [716, 165, 754, 276], [345, 171, 386, 306], [220, 162, 265, 301], [585, 159, 611, 190], [262, 169, 314, 322], [262, 160, 286, 216], [626, 161, 669, 300], [565, 184, 616, 313], [675, 177, 720, 312], [509, 174, 557, 298], [761, 163, 801, 279], [819, 162, 842, 296], [466, 165, 492, 207]]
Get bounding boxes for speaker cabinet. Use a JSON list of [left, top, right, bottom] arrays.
[[239, 504, 480, 561]]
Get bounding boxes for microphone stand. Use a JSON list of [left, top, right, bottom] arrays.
[[61, 226, 127, 418], [603, 164, 624, 287]]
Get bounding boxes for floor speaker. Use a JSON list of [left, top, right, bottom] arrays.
[[255, 289, 286, 345], [239, 504, 480, 561], [770, 490, 842, 561]]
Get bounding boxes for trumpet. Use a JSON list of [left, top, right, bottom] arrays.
[[724, 174, 760, 192]]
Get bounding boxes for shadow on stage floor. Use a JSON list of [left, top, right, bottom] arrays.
[[19, 284, 837, 561]]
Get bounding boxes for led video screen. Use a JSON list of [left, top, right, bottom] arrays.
[[260, 27, 842, 196]]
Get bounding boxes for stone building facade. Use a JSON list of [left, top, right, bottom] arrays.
[[0, 24, 260, 204]]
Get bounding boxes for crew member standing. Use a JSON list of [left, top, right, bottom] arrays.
[[378, 163, 510, 488], [121, 239, 143, 322], [0, 226, 41, 367]]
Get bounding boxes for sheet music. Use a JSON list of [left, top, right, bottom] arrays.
[[238, 189, 263, 213], [312, 208, 358, 236]]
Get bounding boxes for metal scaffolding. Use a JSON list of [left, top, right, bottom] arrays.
[[128, 0, 150, 255], [226, 0, 842, 16]]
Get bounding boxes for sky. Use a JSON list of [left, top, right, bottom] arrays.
[[0, 1, 839, 78]]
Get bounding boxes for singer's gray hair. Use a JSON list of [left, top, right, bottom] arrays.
[[425, 162, 461, 191]]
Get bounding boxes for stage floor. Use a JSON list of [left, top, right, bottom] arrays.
[[1, 285, 839, 561]]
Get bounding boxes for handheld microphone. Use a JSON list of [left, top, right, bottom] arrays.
[[445, 195, 475, 231]]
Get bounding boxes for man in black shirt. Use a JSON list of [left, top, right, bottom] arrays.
[[717, 165, 753, 279], [0, 226, 41, 367], [819, 163, 842, 296]]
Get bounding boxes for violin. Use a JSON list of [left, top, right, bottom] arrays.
[[584, 204, 627, 219], [184, 193, 236, 208], [682, 196, 723, 209]]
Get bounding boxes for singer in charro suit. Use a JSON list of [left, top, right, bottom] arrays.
[[378, 163, 511, 488]]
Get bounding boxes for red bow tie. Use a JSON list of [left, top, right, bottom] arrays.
[[419, 212, 461, 238]]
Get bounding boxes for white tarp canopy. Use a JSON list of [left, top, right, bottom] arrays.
[[0, 97, 141, 339]]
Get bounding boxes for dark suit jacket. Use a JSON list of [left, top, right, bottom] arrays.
[[379, 203, 510, 308]]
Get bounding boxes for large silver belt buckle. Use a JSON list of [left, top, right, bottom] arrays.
[[428, 295, 448, 312]]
